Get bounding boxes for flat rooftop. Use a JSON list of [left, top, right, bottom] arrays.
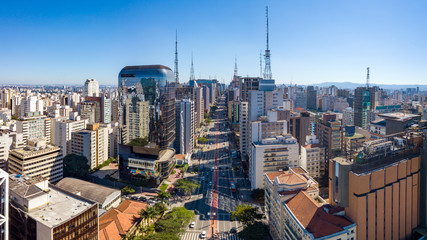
[[378, 112, 420, 121], [11, 144, 60, 158], [27, 185, 95, 228]]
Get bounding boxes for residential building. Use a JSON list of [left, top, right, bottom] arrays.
[[102, 97, 111, 123], [316, 113, 342, 162], [250, 135, 299, 190], [239, 101, 249, 158], [55, 118, 88, 156], [20, 95, 43, 118], [84, 79, 100, 97], [265, 168, 356, 240], [174, 99, 194, 155], [343, 107, 354, 126], [71, 123, 109, 170], [124, 98, 150, 144], [79, 101, 98, 123], [8, 138, 63, 183], [119, 145, 175, 183], [306, 86, 317, 110], [9, 175, 98, 240], [56, 177, 121, 211], [288, 112, 311, 146], [300, 135, 325, 178], [239, 77, 260, 101]]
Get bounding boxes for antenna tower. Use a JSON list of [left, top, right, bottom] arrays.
[[234, 56, 238, 78], [190, 53, 195, 81], [264, 6, 272, 79], [366, 67, 370, 88], [174, 30, 179, 83]]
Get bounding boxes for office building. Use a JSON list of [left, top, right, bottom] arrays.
[[84, 79, 100, 97], [55, 118, 88, 157], [118, 65, 176, 148], [8, 138, 63, 183], [250, 134, 299, 190], [174, 99, 194, 155], [329, 136, 422, 240], [265, 168, 356, 240], [306, 86, 317, 110], [9, 175, 98, 240], [17, 116, 51, 143], [354, 87, 376, 129], [71, 123, 108, 170], [119, 145, 175, 183], [239, 77, 260, 101]]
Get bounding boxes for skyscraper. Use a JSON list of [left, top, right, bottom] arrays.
[[84, 79, 99, 97], [306, 86, 317, 110], [354, 87, 376, 129]]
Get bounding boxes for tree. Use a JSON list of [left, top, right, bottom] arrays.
[[250, 189, 265, 201], [198, 137, 208, 143], [237, 221, 269, 240], [139, 206, 159, 226], [121, 186, 135, 194], [143, 232, 180, 240], [155, 190, 172, 205], [63, 154, 90, 179], [230, 204, 263, 226], [165, 207, 195, 226], [154, 202, 168, 217], [173, 179, 200, 198], [129, 137, 149, 147]]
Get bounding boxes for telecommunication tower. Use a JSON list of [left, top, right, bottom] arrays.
[[174, 30, 179, 83], [264, 6, 272, 80]]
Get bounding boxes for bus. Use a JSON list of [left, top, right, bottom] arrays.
[[230, 181, 236, 193]]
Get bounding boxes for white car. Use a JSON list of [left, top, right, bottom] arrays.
[[190, 221, 195, 228], [200, 231, 207, 239]]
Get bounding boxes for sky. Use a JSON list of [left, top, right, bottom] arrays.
[[0, 0, 426, 86]]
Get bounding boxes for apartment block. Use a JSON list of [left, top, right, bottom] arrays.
[[55, 118, 88, 157], [16, 116, 52, 143], [124, 98, 149, 144], [174, 99, 194, 155], [239, 101, 249, 158], [300, 135, 325, 178], [8, 138, 63, 183], [316, 113, 342, 161], [71, 123, 108, 170]]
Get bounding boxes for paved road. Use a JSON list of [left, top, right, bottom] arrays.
[[182, 96, 243, 240]]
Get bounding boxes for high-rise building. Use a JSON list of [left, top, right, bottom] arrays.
[[329, 136, 422, 240], [0, 88, 13, 109], [316, 113, 342, 162], [102, 97, 111, 124], [239, 101, 249, 158], [124, 98, 150, 144], [343, 107, 354, 126], [9, 175, 98, 240], [8, 138, 63, 183], [84, 79, 100, 97], [289, 112, 311, 147], [118, 65, 175, 148], [250, 134, 299, 189], [354, 87, 376, 129], [79, 101, 98, 123], [16, 116, 51, 143], [239, 77, 260, 101], [71, 123, 108, 170], [174, 99, 194, 155], [306, 86, 317, 110], [55, 118, 88, 156], [0, 130, 24, 170], [20, 95, 43, 118], [300, 135, 325, 178]]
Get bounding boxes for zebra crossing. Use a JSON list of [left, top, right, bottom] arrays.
[[181, 232, 241, 240]]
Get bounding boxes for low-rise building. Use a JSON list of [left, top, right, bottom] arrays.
[[9, 175, 98, 240], [56, 177, 121, 212]]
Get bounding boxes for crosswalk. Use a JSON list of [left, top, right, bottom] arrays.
[[181, 232, 241, 240]]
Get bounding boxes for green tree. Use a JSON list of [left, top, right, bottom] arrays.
[[198, 137, 208, 143], [129, 137, 149, 147], [63, 154, 90, 179], [139, 206, 159, 226], [165, 207, 195, 227], [155, 190, 172, 205], [154, 202, 168, 217], [237, 222, 269, 240], [121, 186, 135, 194], [230, 204, 263, 227], [143, 232, 180, 240], [174, 179, 200, 198]]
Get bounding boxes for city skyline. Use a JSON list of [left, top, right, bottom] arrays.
[[1, 0, 427, 86]]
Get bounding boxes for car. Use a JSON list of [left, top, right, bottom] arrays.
[[190, 222, 195, 228], [230, 227, 237, 233], [200, 231, 207, 239]]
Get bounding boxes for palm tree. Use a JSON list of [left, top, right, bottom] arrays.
[[155, 190, 172, 205], [139, 206, 159, 226]]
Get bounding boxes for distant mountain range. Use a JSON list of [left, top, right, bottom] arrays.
[[310, 82, 427, 91]]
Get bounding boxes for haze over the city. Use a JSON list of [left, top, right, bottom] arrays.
[[1, 0, 426, 86]]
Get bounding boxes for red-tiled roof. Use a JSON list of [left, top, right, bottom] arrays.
[[276, 173, 307, 185], [175, 154, 186, 160], [265, 171, 288, 182], [286, 191, 353, 238], [99, 200, 147, 240], [289, 167, 308, 174]]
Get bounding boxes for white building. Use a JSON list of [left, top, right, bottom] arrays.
[[16, 116, 51, 143], [20, 95, 43, 118], [300, 135, 325, 178], [342, 107, 354, 126], [0, 169, 8, 239], [55, 118, 88, 156], [174, 99, 195, 155], [84, 79, 100, 97], [124, 98, 150, 144], [71, 123, 109, 169], [0, 130, 24, 170], [239, 101, 249, 157], [250, 134, 299, 190]]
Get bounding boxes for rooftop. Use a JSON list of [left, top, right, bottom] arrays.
[[378, 112, 421, 121], [11, 143, 60, 159], [286, 191, 353, 238], [122, 65, 172, 71], [276, 173, 308, 185], [56, 178, 120, 205], [99, 200, 147, 240]]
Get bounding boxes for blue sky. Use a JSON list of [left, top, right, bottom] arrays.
[[0, 0, 426, 86]]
